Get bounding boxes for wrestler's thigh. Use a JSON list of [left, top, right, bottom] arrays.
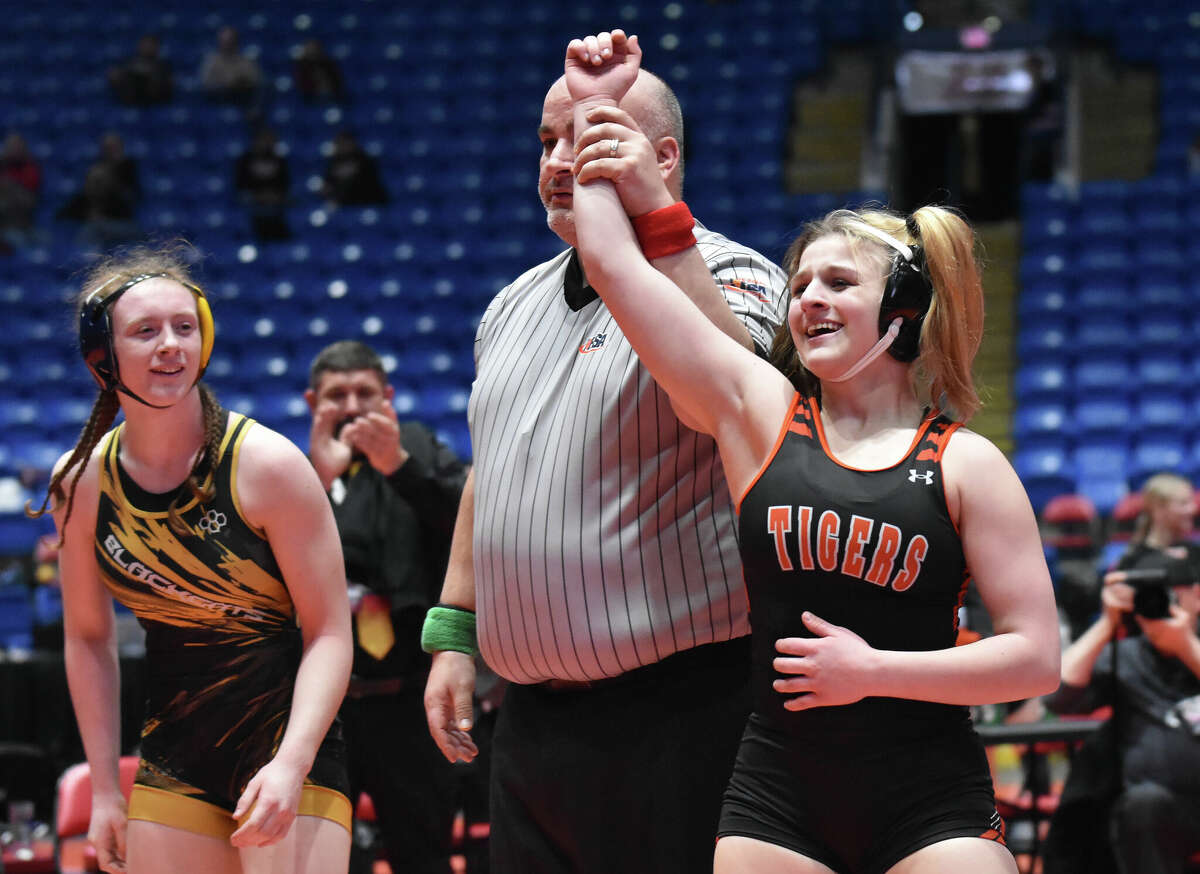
[[886, 836, 1017, 874], [239, 814, 350, 874], [715, 835, 838, 874], [126, 820, 241, 874]]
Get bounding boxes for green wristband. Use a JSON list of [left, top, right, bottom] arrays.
[[421, 604, 478, 657]]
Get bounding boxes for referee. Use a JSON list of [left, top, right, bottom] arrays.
[[423, 62, 785, 874]]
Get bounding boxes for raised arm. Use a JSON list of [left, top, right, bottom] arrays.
[[231, 427, 352, 847], [570, 100, 753, 351], [566, 31, 790, 488], [53, 451, 128, 874]]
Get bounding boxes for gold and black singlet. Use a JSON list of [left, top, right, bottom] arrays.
[[94, 412, 350, 838]]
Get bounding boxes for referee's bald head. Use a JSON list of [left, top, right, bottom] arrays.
[[539, 69, 686, 246], [620, 69, 685, 196]]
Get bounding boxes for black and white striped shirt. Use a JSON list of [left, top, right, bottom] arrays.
[[468, 224, 786, 683]]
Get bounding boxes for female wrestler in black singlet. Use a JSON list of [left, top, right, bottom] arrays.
[[29, 246, 353, 874], [564, 32, 1061, 874]]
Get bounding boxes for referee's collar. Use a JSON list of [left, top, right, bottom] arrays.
[[563, 249, 598, 312]]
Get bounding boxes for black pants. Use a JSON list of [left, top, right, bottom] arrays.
[[489, 637, 752, 874], [342, 684, 460, 874], [1109, 781, 1200, 874]]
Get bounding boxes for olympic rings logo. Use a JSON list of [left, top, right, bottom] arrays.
[[197, 510, 227, 535]]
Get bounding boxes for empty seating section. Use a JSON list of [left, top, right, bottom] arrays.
[[1014, 3, 1200, 539], [0, 0, 897, 553]]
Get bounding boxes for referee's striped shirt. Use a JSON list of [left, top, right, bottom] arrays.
[[468, 224, 786, 684]]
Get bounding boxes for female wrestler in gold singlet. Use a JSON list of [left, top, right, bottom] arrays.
[[30, 246, 353, 874]]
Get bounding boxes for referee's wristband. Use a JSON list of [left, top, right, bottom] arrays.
[[421, 604, 478, 657], [631, 201, 697, 260]]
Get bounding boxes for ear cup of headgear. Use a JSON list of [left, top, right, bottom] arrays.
[[79, 291, 120, 391], [878, 247, 932, 363], [193, 287, 214, 377]]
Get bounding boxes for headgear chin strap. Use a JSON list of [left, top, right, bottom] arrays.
[[79, 272, 214, 409], [826, 318, 902, 383]]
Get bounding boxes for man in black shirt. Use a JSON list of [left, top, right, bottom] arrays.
[[306, 340, 468, 874], [1045, 547, 1200, 874]]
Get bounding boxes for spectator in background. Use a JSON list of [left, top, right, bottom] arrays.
[[1043, 473, 1200, 874], [199, 26, 262, 113], [57, 132, 142, 251], [235, 127, 290, 241], [305, 340, 469, 874], [107, 34, 173, 106], [294, 39, 345, 103], [0, 132, 41, 251], [1188, 131, 1200, 177], [322, 132, 388, 208]]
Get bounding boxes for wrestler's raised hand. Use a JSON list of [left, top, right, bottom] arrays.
[[564, 29, 641, 105]]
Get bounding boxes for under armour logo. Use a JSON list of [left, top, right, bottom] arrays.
[[908, 469, 934, 485], [198, 510, 227, 535]]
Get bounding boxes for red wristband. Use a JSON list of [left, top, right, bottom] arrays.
[[631, 202, 697, 260]]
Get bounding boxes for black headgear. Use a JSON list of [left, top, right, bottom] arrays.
[[79, 272, 214, 401], [875, 216, 932, 363]]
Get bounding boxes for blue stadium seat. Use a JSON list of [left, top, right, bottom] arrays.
[[0, 583, 33, 649], [435, 421, 471, 461], [419, 386, 470, 421], [1078, 206, 1132, 239], [1022, 206, 1073, 246], [1135, 315, 1190, 353], [1135, 354, 1186, 391], [1134, 393, 1190, 438], [238, 349, 295, 387], [10, 439, 67, 475], [1134, 240, 1186, 270], [1013, 445, 1076, 513], [1075, 316, 1128, 356], [1016, 318, 1071, 362], [1129, 439, 1187, 490], [1013, 402, 1069, 447], [1073, 472, 1127, 517], [1018, 279, 1072, 320], [40, 397, 93, 432], [1074, 397, 1134, 441], [1139, 279, 1188, 316], [1014, 361, 1069, 404], [1186, 437, 1200, 482], [1131, 204, 1182, 233], [1071, 358, 1134, 397], [1075, 277, 1130, 315], [252, 392, 309, 430], [1074, 242, 1133, 277], [1073, 440, 1130, 480]]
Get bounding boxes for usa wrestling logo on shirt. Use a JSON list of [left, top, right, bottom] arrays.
[[722, 279, 770, 304], [579, 332, 607, 354]]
